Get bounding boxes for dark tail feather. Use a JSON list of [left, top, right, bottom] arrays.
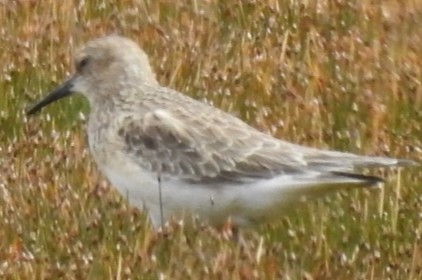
[[330, 171, 384, 186]]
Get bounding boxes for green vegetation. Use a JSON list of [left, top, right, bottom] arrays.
[[0, 0, 421, 279]]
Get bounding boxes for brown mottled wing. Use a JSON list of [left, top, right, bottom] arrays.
[[118, 107, 309, 183]]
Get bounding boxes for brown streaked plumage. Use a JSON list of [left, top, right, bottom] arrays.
[[27, 35, 416, 228]]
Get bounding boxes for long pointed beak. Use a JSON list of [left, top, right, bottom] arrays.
[[26, 76, 76, 116]]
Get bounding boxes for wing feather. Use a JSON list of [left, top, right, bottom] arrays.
[[117, 96, 414, 184], [118, 107, 308, 182]]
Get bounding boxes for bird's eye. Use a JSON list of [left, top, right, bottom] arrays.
[[77, 57, 90, 71]]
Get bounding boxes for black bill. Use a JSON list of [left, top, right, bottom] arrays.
[[26, 76, 76, 115]]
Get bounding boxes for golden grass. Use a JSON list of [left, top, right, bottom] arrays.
[[0, 0, 421, 279]]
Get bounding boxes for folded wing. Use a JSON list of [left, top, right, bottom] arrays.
[[117, 104, 414, 185]]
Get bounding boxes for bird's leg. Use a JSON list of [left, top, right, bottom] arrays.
[[157, 172, 164, 229]]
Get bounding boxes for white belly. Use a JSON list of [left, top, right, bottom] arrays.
[[94, 148, 371, 228], [98, 159, 319, 228], [101, 163, 247, 227]]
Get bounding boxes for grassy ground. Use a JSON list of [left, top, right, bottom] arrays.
[[0, 0, 421, 279]]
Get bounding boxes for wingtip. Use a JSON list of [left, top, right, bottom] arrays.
[[359, 156, 419, 169], [395, 159, 418, 167]]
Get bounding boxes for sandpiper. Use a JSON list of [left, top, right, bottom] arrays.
[[27, 35, 415, 228]]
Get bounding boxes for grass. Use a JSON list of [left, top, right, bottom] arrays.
[[0, 0, 421, 279]]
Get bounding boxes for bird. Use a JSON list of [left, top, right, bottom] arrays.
[[27, 35, 415, 229]]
